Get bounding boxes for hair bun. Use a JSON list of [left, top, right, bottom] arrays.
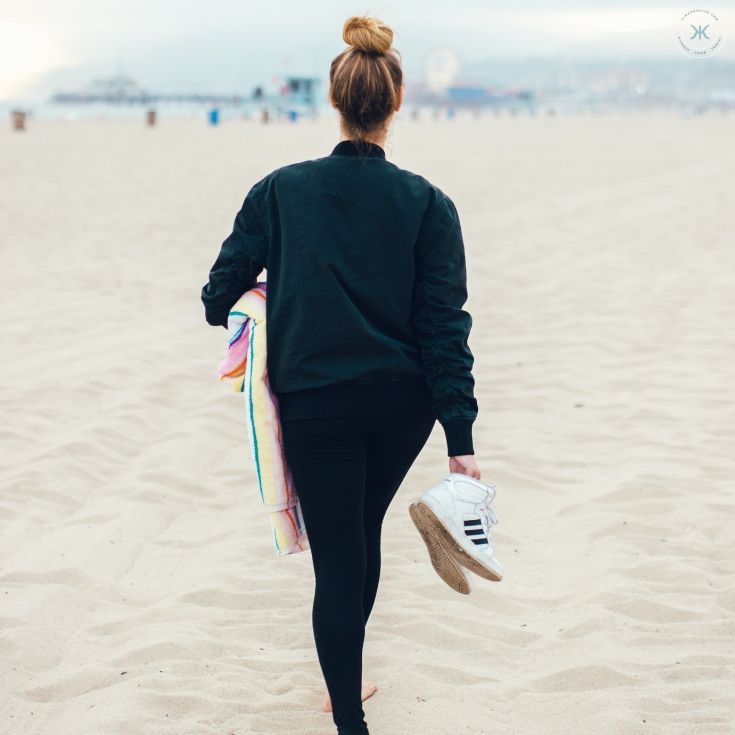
[[343, 15, 393, 54]]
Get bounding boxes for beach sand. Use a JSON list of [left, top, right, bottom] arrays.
[[1, 110, 734, 734]]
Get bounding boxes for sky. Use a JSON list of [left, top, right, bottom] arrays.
[[0, 1, 732, 101]]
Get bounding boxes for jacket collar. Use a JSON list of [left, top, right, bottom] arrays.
[[330, 139, 386, 159]]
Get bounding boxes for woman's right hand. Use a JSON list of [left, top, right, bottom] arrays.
[[449, 454, 481, 480]]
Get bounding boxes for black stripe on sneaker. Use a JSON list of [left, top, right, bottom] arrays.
[[464, 519, 482, 526], [465, 529, 485, 536], [471, 538, 489, 546]]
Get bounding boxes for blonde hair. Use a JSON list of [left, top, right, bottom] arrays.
[[329, 15, 403, 140]]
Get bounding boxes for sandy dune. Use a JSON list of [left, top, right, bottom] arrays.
[[1, 110, 734, 734]]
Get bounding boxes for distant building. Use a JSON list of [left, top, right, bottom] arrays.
[[88, 74, 149, 101], [51, 74, 154, 104], [445, 85, 535, 113]]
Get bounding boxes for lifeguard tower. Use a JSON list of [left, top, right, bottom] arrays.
[[281, 76, 321, 118]]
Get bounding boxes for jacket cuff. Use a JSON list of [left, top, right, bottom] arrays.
[[440, 419, 475, 457]]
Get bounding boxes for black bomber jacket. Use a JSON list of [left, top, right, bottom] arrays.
[[201, 138, 479, 456]]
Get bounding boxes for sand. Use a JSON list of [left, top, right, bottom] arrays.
[[1, 110, 734, 735]]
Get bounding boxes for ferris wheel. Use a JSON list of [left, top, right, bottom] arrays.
[[423, 48, 461, 94]]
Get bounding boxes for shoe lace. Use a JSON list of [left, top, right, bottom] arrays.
[[478, 487, 499, 538]]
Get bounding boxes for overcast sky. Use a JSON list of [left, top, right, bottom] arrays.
[[1, 1, 732, 100]]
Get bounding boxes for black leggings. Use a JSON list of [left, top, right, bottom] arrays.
[[281, 408, 436, 735]]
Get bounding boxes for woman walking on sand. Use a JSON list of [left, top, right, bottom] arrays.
[[201, 15, 480, 735]]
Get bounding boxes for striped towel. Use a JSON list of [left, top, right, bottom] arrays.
[[218, 280, 310, 556]]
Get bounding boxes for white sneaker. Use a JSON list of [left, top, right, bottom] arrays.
[[409, 473, 504, 583]]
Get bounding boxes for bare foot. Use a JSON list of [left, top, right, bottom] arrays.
[[322, 680, 378, 712]]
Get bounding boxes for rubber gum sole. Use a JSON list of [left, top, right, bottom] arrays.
[[409, 502, 471, 595], [411, 501, 504, 583]]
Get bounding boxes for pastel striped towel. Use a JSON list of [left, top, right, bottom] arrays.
[[218, 280, 310, 556]]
